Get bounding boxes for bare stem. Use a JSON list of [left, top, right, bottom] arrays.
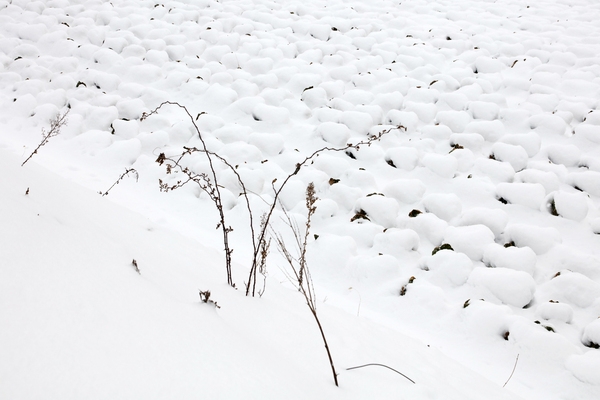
[[22, 110, 69, 166], [100, 168, 138, 196], [503, 354, 519, 387], [274, 183, 339, 386], [346, 363, 415, 384]]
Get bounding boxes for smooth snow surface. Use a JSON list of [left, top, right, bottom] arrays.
[[1, 0, 600, 399]]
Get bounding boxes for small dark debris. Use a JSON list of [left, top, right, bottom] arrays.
[[547, 198, 558, 216], [386, 159, 397, 168], [552, 271, 561, 278], [408, 276, 416, 284], [408, 209, 422, 218], [131, 259, 140, 274], [25, 188, 30, 195], [400, 285, 407, 296], [449, 143, 463, 153], [503, 331, 510, 341], [199, 290, 220, 308], [504, 241, 516, 248], [497, 197, 508, 204], [76, 81, 87, 87], [366, 192, 384, 197], [432, 243, 454, 256], [463, 299, 470, 308], [584, 341, 600, 349], [351, 209, 370, 222], [345, 150, 356, 159], [328, 178, 340, 185]]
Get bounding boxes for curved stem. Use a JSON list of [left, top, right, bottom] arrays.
[[346, 363, 415, 384]]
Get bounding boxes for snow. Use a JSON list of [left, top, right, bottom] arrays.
[[468, 267, 536, 308], [2, 0, 600, 399]]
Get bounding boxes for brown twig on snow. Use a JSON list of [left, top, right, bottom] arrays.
[[22, 110, 69, 166], [503, 354, 519, 387], [273, 183, 339, 387], [100, 168, 139, 196], [346, 363, 415, 384]]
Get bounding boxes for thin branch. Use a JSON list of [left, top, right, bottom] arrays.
[[346, 363, 415, 384], [503, 354, 519, 387], [274, 183, 338, 386], [100, 168, 138, 196], [22, 110, 69, 166]]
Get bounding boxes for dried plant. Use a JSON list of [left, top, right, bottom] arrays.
[[141, 102, 253, 288], [273, 183, 339, 386], [245, 124, 402, 297], [257, 213, 271, 297], [141, 101, 399, 294], [100, 168, 139, 196], [22, 109, 69, 166], [199, 290, 220, 308]]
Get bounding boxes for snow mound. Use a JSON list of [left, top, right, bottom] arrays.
[[468, 267, 536, 308]]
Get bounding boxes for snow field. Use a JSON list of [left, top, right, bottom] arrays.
[[2, 0, 600, 399]]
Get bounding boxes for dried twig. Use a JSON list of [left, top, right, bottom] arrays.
[[346, 363, 415, 384], [22, 110, 69, 166], [199, 290, 220, 308], [503, 354, 519, 387], [274, 183, 339, 387], [100, 168, 139, 196]]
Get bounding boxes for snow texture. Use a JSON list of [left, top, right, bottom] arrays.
[[2, 0, 600, 399]]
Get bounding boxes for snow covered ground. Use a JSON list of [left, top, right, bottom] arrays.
[[1, 0, 600, 398]]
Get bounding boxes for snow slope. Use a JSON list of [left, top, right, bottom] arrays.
[[0, 148, 521, 399], [1, 0, 600, 398]]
